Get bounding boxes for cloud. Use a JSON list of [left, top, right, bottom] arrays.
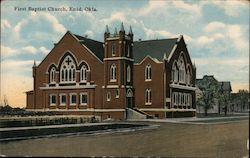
[[202, 0, 247, 17], [193, 57, 248, 66], [1, 19, 11, 29], [100, 11, 128, 25], [196, 36, 214, 45], [13, 12, 66, 36], [226, 25, 248, 50], [1, 45, 50, 58], [1, 59, 35, 73], [144, 29, 174, 39], [13, 18, 28, 33], [40, 13, 66, 34], [135, 21, 175, 40], [138, 0, 167, 16], [39, 46, 50, 55], [22, 46, 37, 54], [84, 30, 94, 38], [1, 45, 17, 57], [204, 21, 226, 32], [191, 21, 249, 56], [172, 1, 201, 14]]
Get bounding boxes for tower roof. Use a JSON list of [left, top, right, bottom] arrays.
[[33, 60, 36, 67], [105, 25, 110, 34], [129, 26, 133, 35], [114, 27, 118, 35], [120, 22, 125, 32]]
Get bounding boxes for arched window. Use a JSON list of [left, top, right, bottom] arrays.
[[127, 45, 130, 57], [145, 89, 152, 105], [172, 62, 178, 82], [50, 67, 56, 83], [107, 92, 111, 101], [80, 65, 87, 82], [60, 55, 76, 83], [145, 64, 151, 81], [186, 67, 191, 85], [178, 58, 185, 83], [116, 89, 119, 98], [111, 44, 116, 56], [127, 89, 133, 97], [110, 64, 116, 82], [127, 65, 131, 82]]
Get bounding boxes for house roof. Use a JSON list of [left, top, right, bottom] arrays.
[[196, 75, 217, 86], [73, 33, 178, 63], [196, 75, 232, 92], [74, 34, 104, 61], [218, 81, 232, 92], [133, 38, 178, 63]]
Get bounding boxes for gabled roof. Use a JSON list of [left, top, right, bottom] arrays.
[[196, 75, 232, 92], [133, 38, 178, 63], [196, 75, 218, 84], [72, 32, 179, 63], [73, 34, 104, 61], [218, 81, 232, 92]]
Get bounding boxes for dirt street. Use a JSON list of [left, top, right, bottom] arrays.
[[0, 120, 249, 157]]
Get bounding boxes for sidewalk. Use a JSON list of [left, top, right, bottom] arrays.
[[130, 114, 249, 124]]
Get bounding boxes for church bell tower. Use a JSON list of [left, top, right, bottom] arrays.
[[103, 23, 134, 119]]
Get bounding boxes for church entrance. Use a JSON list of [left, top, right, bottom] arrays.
[[126, 89, 133, 108]]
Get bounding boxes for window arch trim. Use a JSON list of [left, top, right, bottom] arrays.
[[58, 51, 78, 69], [47, 63, 58, 73], [145, 64, 152, 81], [78, 60, 90, 71], [49, 67, 56, 83], [186, 65, 192, 85], [178, 58, 186, 83], [110, 64, 117, 82], [145, 88, 152, 105], [47, 64, 57, 84], [127, 89, 133, 97], [79, 61, 90, 83], [127, 65, 131, 82], [59, 54, 76, 83], [172, 60, 178, 82]]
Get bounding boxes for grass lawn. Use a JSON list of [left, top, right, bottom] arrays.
[[0, 119, 249, 157]]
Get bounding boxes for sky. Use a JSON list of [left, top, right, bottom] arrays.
[[1, 0, 249, 108]]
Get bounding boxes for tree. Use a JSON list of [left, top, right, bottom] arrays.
[[238, 90, 249, 112], [197, 83, 218, 116], [218, 91, 230, 116]]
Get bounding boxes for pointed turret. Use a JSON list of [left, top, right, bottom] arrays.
[[114, 27, 118, 35], [32, 60, 37, 77], [33, 60, 36, 67], [120, 22, 125, 32], [105, 25, 110, 34], [193, 60, 196, 69], [104, 25, 110, 40], [128, 26, 133, 35]]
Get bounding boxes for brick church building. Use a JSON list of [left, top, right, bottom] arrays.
[[26, 23, 196, 120]]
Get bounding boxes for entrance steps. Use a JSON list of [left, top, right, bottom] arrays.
[[126, 108, 153, 120]]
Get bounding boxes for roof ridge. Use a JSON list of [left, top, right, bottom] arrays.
[[134, 38, 178, 42], [73, 33, 103, 44]]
